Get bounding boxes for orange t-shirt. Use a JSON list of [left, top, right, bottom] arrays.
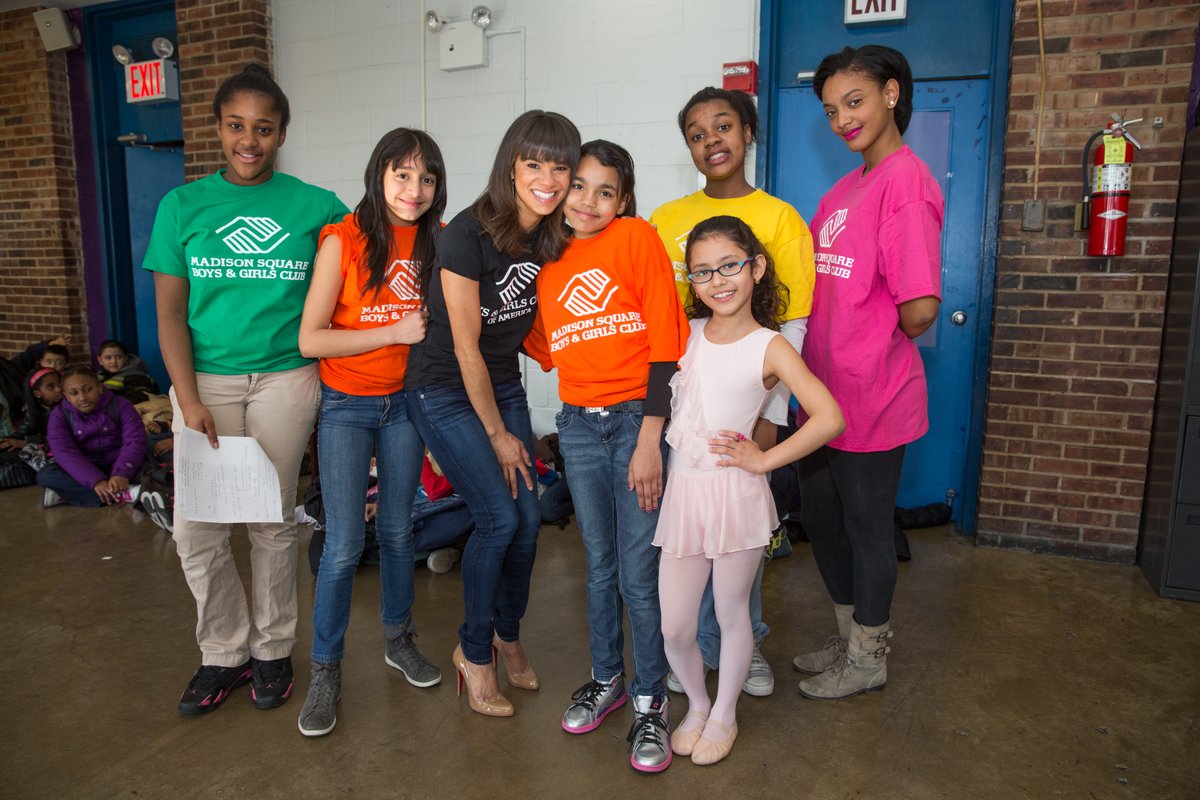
[[317, 214, 424, 395], [527, 216, 688, 408]]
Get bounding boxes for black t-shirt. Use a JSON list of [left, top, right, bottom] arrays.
[[405, 208, 542, 389]]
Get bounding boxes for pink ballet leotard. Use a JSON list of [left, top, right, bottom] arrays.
[[653, 319, 779, 558]]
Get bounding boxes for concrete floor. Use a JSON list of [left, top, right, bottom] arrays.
[[2, 484, 1198, 800]]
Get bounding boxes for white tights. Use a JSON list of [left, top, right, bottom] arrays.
[[659, 547, 763, 738]]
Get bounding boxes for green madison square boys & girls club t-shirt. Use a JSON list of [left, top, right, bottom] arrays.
[[143, 170, 349, 375]]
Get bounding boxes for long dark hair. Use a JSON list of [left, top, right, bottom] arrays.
[[471, 110, 580, 263], [580, 139, 637, 218], [212, 64, 291, 130], [677, 86, 759, 145], [683, 216, 788, 330], [354, 128, 447, 299], [22, 368, 60, 437], [813, 45, 914, 135]]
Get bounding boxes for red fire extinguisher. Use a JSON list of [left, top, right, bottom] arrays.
[[1081, 114, 1142, 257]]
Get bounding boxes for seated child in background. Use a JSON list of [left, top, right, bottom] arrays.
[[0, 335, 69, 427], [39, 344, 69, 373], [96, 339, 158, 404], [37, 366, 147, 508], [1, 368, 64, 468]]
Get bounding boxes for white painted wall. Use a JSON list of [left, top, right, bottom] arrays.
[[273, 0, 759, 434]]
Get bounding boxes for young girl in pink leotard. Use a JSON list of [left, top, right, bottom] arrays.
[[653, 215, 843, 766]]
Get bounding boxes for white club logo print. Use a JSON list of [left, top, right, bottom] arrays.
[[496, 262, 540, 306], [216, 216, 291, 254], [558, 269, 618, 317], [818, 209, 849, 250], [386, 259, 421, 301]]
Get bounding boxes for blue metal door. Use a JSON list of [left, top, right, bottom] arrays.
[[771, 78, 991, 515], [85, 0, 182, 389]]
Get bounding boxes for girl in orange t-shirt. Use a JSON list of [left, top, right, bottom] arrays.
[[295, 128, 444, 737], [526, 140, 688, 772]]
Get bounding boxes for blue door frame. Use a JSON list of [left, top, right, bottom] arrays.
[[756, 0, 1014, 533], [84, 0, 182, 388]]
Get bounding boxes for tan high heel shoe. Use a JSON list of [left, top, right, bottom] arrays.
[[453, 644, 513, 717], [492, 635, 540, 691]]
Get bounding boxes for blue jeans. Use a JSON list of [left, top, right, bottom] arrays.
[[556, 402, 668, 698], [697, 554, 769, 668], [407, 380, 541, 665], [36, 462, 107, 507], [311, 385, 425, 664]]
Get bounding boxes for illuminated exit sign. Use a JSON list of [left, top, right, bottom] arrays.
[[125, 58, 179, 104], [845, 0, 908, 25]]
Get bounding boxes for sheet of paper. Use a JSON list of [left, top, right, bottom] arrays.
[[175, 428, 284, 523]]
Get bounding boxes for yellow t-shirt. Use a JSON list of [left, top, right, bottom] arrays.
[[648, 189, 815, 320]]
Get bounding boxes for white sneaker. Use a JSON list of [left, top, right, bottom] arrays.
[[665, 668, 709, 694], [42, 488, 65, 508], [743, 647, 774, 697], [425, 547, 459, 574]]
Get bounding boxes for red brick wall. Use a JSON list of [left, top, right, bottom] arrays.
[[977, 0, 1200, 561], [0, 9, 88, 362], [176, 0, 271, 181]]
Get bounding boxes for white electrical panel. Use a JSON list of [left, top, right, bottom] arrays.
[[439, 22, 487, 71]]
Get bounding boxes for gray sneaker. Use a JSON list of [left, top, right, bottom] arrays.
[[665, 668, 709, 694], [297, 662, 341, 737], [385, 628, 442, 687], [627, 694, 672, 772], [743, 647, 774, 696], [562, 673, 626, 733], [425, 547, 459, 574]]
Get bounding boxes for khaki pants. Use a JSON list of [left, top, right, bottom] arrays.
[[170, 364, 319, 666]]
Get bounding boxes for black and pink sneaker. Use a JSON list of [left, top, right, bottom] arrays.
[[178, 662, 252, 715], [250, 656, 294, 710]]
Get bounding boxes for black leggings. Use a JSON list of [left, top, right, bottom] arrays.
[[798, 445, 905, 627]]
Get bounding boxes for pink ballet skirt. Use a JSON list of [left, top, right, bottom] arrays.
[[653, 320, 780, 558]]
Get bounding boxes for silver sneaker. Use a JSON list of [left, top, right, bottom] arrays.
[[743, 647, 774, 696], [385, 626, 442, 687], [627, 694, 671, 772], [297, 662, 341, 737], [562, 674, 626, 734]]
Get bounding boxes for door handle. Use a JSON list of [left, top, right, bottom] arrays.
[[951, 311, 967, 326]]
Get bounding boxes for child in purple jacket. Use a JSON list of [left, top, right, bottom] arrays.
[[37, 366, 147, 508]]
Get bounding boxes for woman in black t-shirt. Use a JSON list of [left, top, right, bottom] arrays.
[[406, 110, 580, 718]]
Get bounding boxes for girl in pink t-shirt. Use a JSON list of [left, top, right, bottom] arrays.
[[794, 45, 944, 701]]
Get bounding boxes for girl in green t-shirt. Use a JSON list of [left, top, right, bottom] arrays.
[[145, 64, 347, 719]]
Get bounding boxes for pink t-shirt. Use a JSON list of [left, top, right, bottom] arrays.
[[801, 146, 944, 452]]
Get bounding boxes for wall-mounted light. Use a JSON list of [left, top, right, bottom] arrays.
[[470, 6, 492, 29], [111, 44, 133, 65], [424, 11, 443, 32], [151, 36, 175, 59]]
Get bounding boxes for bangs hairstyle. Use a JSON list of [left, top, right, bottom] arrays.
[[813, 45, 914, 135], [677, 86, 759, 145], [98, 339, 126, 355], [212, 63, 291, 130], [579, 139, 637, 218], [683, 215, 788, 330], [355, 128, 447, 299], [471, 110, 581, 263]]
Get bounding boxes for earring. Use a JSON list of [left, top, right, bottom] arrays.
[[888, 99, 895, 107]]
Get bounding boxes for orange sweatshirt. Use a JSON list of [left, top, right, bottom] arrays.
[[527, 216, 688, 408], [317, 215, 423, 395]]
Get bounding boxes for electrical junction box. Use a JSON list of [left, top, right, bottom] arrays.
[[439, 22, 487, 71]]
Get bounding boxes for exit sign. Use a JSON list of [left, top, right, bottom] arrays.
[[124, 58, 179, 104], [845, 0, 908, 25]]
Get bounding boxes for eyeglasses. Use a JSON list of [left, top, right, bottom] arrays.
[[686, 258, 753, 284]]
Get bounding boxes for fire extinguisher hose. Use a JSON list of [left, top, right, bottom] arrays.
[[1080, 128, 1107, 230]]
